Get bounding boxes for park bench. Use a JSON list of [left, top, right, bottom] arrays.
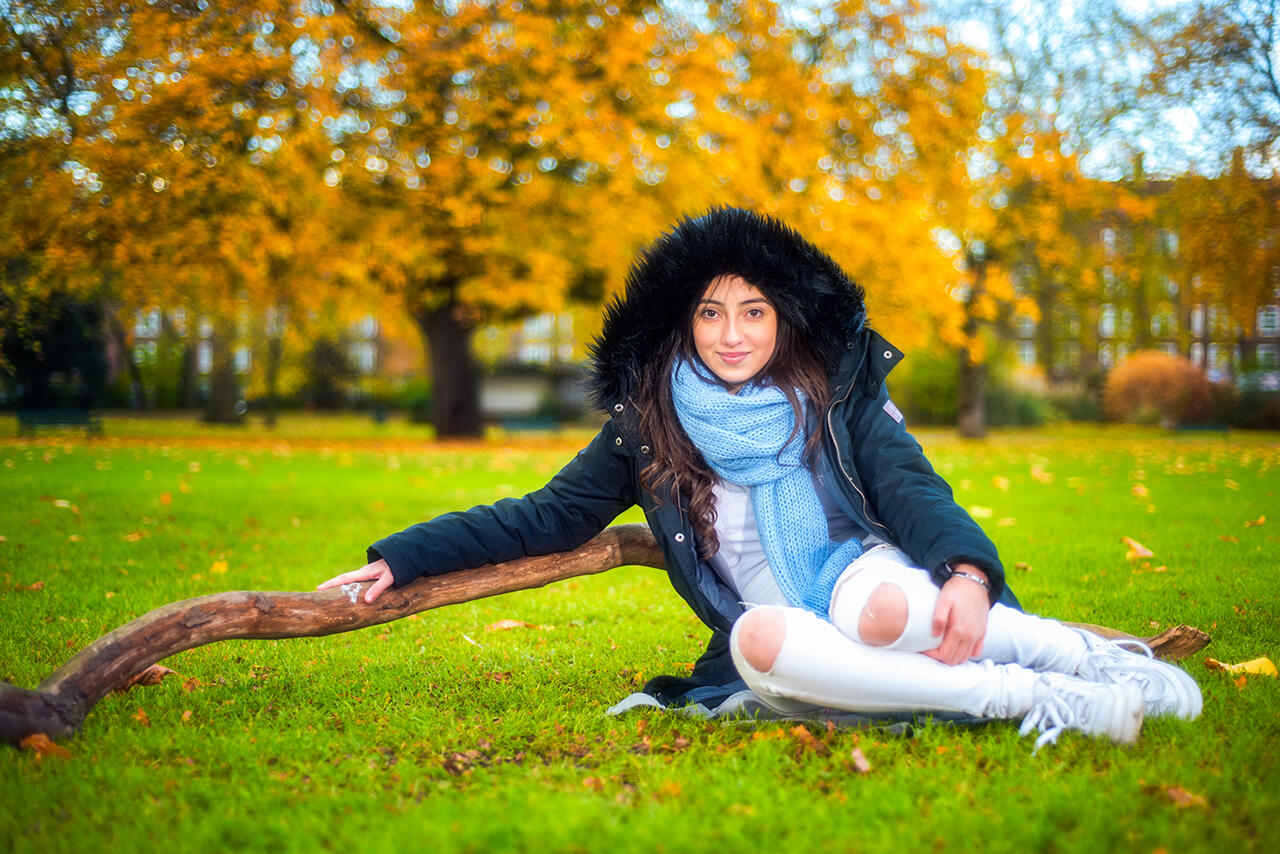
[[16, 408, 103, 437]]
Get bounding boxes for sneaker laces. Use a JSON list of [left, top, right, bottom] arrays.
[[1083, 640, 1159, 688], [1019, 693, 1081, 752]]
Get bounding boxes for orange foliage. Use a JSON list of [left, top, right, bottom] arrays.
[[1102, 351, 1213, 425]]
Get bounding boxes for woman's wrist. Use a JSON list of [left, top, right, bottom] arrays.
[[944, 561, 990, 591]]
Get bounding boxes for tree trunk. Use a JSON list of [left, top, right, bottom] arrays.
[[416, 299, 482, 438], [263, 335, 282, 428], [0, 523, 1210, 747], [205, 322, 242, 424], [957, 255, 988, 439], [957, 350, 987, 439]]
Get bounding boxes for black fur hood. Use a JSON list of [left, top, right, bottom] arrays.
[[587, 206, 869, 410]]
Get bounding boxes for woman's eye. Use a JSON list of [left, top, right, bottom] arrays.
[[700, 308, 719, 320]]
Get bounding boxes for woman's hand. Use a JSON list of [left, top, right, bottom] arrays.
[[924, 563, 990, 666], [316, 559, 394, 604]]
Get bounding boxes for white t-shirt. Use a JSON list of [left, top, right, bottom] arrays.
[[708, 473, 881, 607]]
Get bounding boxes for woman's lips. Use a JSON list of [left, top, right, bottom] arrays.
[[719, 352, 749, 365]]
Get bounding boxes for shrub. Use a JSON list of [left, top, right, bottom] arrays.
[[1102, 351, 1213, 426]]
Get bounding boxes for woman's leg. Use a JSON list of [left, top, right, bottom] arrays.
[[824, 546, 1201, 719], [827, 546, 1088, 674], [729, 605, 1144, 745]]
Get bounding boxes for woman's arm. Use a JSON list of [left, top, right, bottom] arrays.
[[845, 381, 1006, 604], [320, 421, 639, 602]]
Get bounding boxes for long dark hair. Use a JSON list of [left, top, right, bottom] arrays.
[[633, 283, 831, 560]]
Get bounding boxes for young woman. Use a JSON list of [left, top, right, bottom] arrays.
[[319, 207, 1201, 747]]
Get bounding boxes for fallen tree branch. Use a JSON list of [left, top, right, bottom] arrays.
[[0, 523, 1209, 746]]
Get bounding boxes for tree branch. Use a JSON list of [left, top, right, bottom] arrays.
[[0, 523, 1210, 746]]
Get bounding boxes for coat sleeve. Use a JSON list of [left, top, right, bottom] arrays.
[[368, 421, 639, 588], [846, 381, 1006, 605]]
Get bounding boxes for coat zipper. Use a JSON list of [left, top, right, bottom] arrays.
[[826, 382, 893, 539]]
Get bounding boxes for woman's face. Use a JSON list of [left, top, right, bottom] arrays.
[[692, 275, 778, 389]]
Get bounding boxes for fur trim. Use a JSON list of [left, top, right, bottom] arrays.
[[587, 206, 867, 409]]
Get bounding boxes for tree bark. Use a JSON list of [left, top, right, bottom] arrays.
[[416, 297, 482, 438], [957, 253, 988, 439], [0, 524, 1210, 746], [205, 321, 243, 424]]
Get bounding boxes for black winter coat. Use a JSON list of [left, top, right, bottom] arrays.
[[370, 208, 1018, 703]]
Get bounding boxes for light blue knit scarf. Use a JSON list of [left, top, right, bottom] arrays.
[[671, 359, 864, 616]]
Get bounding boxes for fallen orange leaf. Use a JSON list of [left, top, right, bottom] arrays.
[[160, 492, 172, 506], [116, 664, 180, 692], [484, 619, 543, 631], [133, 708, 151, 727], [1122, 536, 1154, 560], [209, 560, 228, 574], [29, 580, 44, 591], [1244, 515, 1266, 527], [122, 531, 145, 542], [1163, 785, 1208, 808], [19, 733, 70, 760]]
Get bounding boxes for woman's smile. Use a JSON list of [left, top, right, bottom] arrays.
[[693, 275, 778, 388]]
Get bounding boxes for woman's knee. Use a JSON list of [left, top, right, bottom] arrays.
[[732, 606, 788, 673], [857, 582, 908, 647]]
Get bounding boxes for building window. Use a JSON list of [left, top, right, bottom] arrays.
[[1056, 342, 1081, 372], [349, 341, 376, 374], [1160, 342, 1177, 356], [1258, 344, 1279, 369], [1017, 341, 1035, 366], [1099, 304, 1116, 338], [196, 342, 212, 374], [352, 315, 377, 339], [234, 346, 251, 374], [1191, 305, 1205, 338], [1099, 342, 1115, 368], [1259, 305, 1280, 336], [1016, 314, 1035, 337], [134, 307, 161, 339], [1151, 309, 1174, 338]]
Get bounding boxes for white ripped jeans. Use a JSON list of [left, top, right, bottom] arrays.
[[728, 545, 1092, 720]]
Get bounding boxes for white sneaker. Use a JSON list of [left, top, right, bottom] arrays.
[[1019, 674, 1145, 750], [1075, 634, 1203, 720]]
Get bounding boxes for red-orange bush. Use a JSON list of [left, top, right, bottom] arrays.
[[1103, 351, 1214, 425]]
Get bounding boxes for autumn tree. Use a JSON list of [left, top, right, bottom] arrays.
[[1, 1, 370, 420]]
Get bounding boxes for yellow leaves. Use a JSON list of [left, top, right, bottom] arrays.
[[1223, 479, 1240, 491], [122, 531, 146, 542], [1029, 466, 1053, 484], [484, 619, 549, 632], [1244, 515, 1266, 527], [133, 708, 151, 727], [1131, 483, 1149, 498], [209, 560, 228, 575], [1122, 536, 1154, 560], [1205, 657, 1277, 678]]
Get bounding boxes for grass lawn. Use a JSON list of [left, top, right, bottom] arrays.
[[1, 414, 1277, 853]]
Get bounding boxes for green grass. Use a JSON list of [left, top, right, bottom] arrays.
[[1, 416, 1277, 853]]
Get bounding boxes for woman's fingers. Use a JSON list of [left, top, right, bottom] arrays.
[[364, 568, 394, 603], [316, 560, 389, 591]]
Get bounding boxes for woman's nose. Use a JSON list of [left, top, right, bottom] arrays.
[[722, 317, 744, 344]]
